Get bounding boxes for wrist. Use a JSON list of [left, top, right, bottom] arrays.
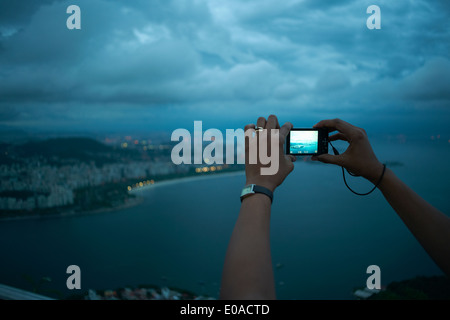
[[365, 162, 385, 185], [245, 179, 277, 193], [241, 183, 274, 204], [376, 167, 394, 191], [240, 192, 272, 205]]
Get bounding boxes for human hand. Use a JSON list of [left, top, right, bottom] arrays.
[[312, 118, 384, 184], [244, 115, 296, 192]]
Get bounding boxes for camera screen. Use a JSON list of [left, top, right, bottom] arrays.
[[289, 130, 318, 154]]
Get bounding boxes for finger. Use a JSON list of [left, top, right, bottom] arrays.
[[329, 132, 348, 142], [275, 115, 281, 129], [279, 122, 293, 141], [314, 153, 344, 166], [266, 115, 278, 130], [313, 118, 355, 136], [244, 128, 257, 164], [288, 155, 297, 162], [257, 117, 267, 129]]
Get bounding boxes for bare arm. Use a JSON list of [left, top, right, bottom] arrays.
[[313, 118, 450, 276], [220, 194, 275, 299], [220, 115, 295, 300], [378, 168, 450, 276]]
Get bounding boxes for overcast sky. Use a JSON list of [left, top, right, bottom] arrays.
[[0, 0, 449, 135]]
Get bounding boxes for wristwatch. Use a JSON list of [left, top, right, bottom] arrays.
[[240, 184, 273, 203]]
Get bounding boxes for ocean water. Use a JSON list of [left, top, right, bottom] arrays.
[[0, 140, 449, 299], [289, 141, 318, 155]]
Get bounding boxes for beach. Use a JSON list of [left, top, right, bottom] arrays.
[[129, 170, 245, 193]]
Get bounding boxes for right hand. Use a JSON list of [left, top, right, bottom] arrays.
[[312, 118, 384, 184]]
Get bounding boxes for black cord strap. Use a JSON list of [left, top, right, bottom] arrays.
[[329, 141, 386, 196], [342, 164, 386, 196]]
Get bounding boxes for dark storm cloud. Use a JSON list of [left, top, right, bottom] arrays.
[[400, 58, 450, 102], [0, 0, 62, 27], [0, 0, 449, 130]]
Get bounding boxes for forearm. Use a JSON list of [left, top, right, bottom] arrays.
[[378, 168, 450, 276], [220, 194, 275, 300]]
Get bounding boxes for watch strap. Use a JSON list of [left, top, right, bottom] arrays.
[[240, 184, 273, 203]]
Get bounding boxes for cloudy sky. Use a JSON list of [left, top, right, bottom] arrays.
[[0, 0, 449, 134]]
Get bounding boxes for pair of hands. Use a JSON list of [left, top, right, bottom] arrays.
[[245, 115, 384, 192]]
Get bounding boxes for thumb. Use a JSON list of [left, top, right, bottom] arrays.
[[314, 154, 343, 166]]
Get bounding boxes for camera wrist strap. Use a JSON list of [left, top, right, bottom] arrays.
[[329, 141, 386, 196]]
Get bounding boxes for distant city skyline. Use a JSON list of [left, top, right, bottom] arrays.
[[0, 0, 449, 135]]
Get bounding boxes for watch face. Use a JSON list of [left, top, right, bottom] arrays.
[[240, 185, 254, 197]]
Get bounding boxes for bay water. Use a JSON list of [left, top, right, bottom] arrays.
[[0, 140, 449, 299]]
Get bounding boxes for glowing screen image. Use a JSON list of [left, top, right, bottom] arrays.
[[289, 131, 318, 154]]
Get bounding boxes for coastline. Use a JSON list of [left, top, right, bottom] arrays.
[[0, 170, 245, 222], [129, 170, 245, 194]]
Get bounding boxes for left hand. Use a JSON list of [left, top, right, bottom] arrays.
[[244, 115, 296, 192]]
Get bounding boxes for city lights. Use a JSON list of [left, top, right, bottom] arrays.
[[127, 179, 157, 192]]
